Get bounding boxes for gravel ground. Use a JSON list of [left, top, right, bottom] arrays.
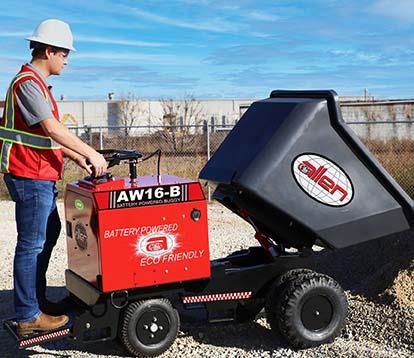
[[0, 200, 413, 357]]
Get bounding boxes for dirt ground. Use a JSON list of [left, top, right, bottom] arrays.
[[0, 201, 413, 357]]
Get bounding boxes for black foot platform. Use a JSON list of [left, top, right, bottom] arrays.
[[3, 319, 70, 349]]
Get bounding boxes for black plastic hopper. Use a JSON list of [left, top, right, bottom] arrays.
[[200, 90, 414, 249]]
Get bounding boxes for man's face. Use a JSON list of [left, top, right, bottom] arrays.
[[49, 49, 69, 75]]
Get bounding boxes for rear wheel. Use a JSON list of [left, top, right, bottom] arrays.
[[274, 268, 313, 288], [268, 272, 348, 349], [119, 298, 179, 357], [265, 268, 313, 330]]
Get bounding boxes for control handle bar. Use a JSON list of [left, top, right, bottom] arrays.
[[96, 149, 143, 169], [85, 149, 143, 180]]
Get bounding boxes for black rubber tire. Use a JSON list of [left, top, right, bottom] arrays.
[[119, 298, 180, 357], [274, 273, 348, 349], [273, 268, 314, 288], [265, 268, 313, 331]]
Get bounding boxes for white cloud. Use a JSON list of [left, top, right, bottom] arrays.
[[0, 31, 30, 37], [72, 52, 199, 65], [175, 0, 240, 11], [0, 31, 169, 49], [118, 5, 240, 34], [328, 49, 381, 62], [249, 31, 274, 38], [249, 11, 280, 22], [76, 35, 170, 48], [371, 0, 414, 23], [0, 31, 170, 49]]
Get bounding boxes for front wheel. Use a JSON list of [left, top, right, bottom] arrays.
[[119, 298, 180, 357], [267, 272, 348, 349]]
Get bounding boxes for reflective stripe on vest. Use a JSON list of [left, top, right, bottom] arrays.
[[0, 71, 60, 172], [0, 141, 12, 172], [0, 127, 61, 149], [4, 72, 49, 129]]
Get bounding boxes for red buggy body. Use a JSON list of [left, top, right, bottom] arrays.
[[65, 175, 210, 292]]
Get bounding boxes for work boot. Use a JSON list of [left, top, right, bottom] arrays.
[[17, 313, 69, 335], [39, 299, 70, 316]]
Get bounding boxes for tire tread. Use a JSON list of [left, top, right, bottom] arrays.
[[120, 298, 179, 357]]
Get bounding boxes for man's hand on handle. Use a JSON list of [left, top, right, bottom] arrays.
[[75, 156, 92, 174], [87, 151, 107, 176], [75, 151, 107, 176], [40, 119, 108, 176]]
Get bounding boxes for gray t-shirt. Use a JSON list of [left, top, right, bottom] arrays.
[[15, 80, 54, 127]]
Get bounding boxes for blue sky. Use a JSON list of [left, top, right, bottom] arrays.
[[0, 0, 413, 100]]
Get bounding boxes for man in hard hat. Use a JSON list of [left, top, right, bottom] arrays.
[[0, 19, 107, 335]]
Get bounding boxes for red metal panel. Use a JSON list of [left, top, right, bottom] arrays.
[[65, 175, 210, 293], [98, 200, 210, 292], [94, 191, 109, 210], [189, 182, 205, 200]]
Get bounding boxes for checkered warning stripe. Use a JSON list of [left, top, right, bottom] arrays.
[[182, 291, 252, 304], [19, 328, 70, 347]]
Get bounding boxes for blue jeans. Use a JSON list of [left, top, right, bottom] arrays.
[[4, 174, 61, 322]]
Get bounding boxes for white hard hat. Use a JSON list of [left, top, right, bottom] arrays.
[[26, 19, 76, 51]]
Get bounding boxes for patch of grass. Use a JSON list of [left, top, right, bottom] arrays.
[[2, 138, 414, 200], [373, 151, 414, 198]]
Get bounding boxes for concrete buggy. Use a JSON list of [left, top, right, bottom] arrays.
[[4, 90, 414, 357]]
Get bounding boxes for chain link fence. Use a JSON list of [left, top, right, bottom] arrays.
[[347, 121, 414, 198], [62, 119, 414, 200], [63, 123, 231, 199], [1, 118, 413, 199]]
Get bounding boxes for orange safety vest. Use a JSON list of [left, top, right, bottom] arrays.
[[0, 65, 63, 180]]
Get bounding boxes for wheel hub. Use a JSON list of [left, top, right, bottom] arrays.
[[301, 295, 333, 331], [136, 309, 170, 345], [150, 322, 159, 333]]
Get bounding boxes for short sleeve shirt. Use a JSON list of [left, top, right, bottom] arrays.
[[14, 65, 54, 127]]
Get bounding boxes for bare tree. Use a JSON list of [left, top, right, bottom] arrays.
[[117, 93, 147, 136], [158, 95, 204, 151]]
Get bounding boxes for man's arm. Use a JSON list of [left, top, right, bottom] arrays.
[[62, 147, 93, 174], [15, 80, 107, 175], [40, 118, 107, 176]]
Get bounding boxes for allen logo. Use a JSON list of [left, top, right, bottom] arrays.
[[298, 161, 348, 202], [293, 154, 353, 206]]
